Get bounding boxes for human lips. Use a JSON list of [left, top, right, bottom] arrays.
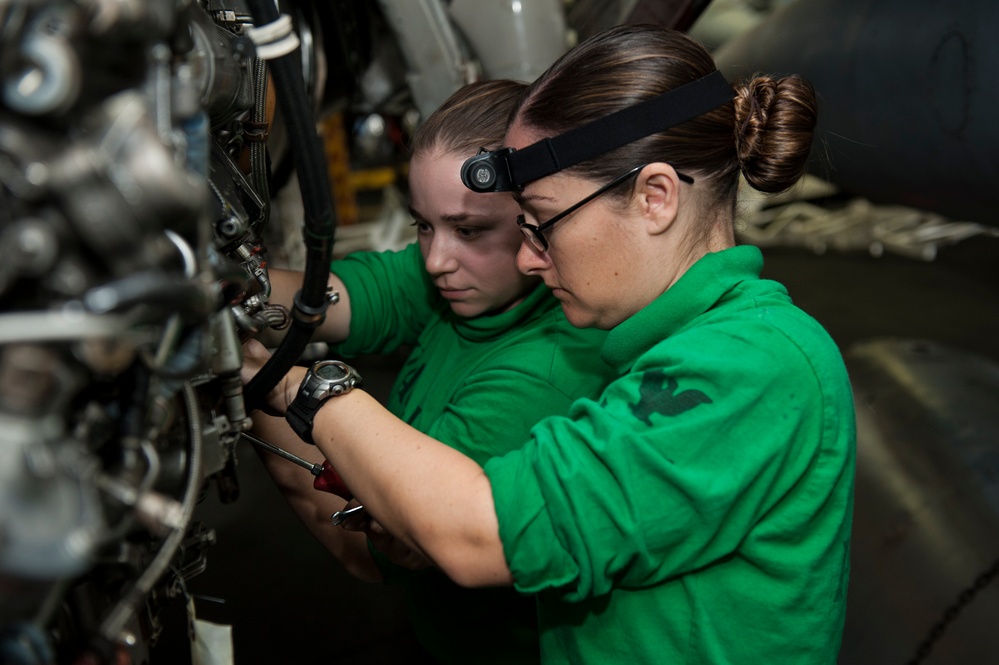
[[544, 282, 567, 298], [438, 286, 473, 299]]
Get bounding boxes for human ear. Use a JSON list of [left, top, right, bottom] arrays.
[[635, 163, 681, 235]]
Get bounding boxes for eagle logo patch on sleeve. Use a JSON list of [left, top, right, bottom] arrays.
[[629, 370, 713, 425]]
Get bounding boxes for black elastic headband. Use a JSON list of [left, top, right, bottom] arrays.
[[461, 70, 734, 193]]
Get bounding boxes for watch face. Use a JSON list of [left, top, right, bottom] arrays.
[[315, 362, 348, 381]]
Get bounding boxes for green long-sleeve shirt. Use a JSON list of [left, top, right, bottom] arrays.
[[331, 243, 615, 664], [486, 245, 856, 664]]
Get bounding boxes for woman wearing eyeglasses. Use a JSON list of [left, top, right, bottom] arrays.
[[250, 79, 615, 665], [244, 23, 856, 665]]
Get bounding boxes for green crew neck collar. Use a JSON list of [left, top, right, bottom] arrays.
[[601, 245, 763, 373], [450, 281, 554, 342]]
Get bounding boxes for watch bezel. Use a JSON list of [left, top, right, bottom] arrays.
[[307, 360, 360, 401]]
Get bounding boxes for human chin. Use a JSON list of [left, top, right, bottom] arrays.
[[559, 300, 614, 330], [447, 298, 488, 318], [558, 301, 592, 329]]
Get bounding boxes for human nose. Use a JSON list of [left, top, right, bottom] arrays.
[[423, 235, 459, 276], [516, 236, 550, 275]]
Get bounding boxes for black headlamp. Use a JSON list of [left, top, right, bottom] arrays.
[[461, 147, 517, 193], [460, 70, 735, 194]]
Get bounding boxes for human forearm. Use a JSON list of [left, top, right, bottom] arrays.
[[241, 341, 511, 586], [310, 391, 513, 588], [260, 268, 353, 346]]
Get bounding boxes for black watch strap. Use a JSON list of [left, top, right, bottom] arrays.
[[285, 398, 317, 444]]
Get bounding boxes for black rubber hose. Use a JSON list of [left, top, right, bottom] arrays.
[[242, 0, 337, 411]]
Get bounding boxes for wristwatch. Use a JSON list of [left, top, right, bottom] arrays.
[[285, 360, 363, 444]]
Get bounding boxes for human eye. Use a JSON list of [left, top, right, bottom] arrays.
[[409, 219, 432, 235], [455, 226, 485, 240]]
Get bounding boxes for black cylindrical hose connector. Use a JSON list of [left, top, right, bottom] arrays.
[[241, 0, 338, 411]]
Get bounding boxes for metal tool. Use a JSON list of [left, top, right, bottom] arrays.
[[241, 431, 321, 475], [329, 504, 367, 527], [243, 432, 365, 526], [240, 431, 353, 499]]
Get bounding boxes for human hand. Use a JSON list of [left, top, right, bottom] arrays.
[[241, 338, 303, 416], [338, 499, 432, 571]]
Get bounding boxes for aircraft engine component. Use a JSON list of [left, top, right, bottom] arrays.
[[371, 0, 568, 120], [0, 0, 301, 660], [713, 0, 999, 228], [843, 338, 999, 664], [448, 0, 568, 84], [0, 0, 577, 659]]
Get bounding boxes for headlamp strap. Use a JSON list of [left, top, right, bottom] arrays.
[[508, 70, 734, 187]]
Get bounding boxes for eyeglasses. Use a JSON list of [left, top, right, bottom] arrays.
[[517, 165, 694, 253]]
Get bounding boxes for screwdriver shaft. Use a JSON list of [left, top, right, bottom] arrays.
[[241, 432, 321, 476]]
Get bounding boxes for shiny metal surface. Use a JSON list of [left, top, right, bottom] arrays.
[[449, 0, 567, 82], [842, 338, 999, 663]]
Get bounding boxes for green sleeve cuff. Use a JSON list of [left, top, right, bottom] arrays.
[[485, 448, 580, 594]]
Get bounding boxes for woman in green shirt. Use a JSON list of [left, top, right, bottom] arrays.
[[246, 24, 856, 665], [252, 80, 613, 664]]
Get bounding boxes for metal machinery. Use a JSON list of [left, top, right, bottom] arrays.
[[0, 0, 569, 662], [0, 1, 322, 661]]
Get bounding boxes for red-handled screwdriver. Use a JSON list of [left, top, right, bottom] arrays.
[[241, 431, 353, 500]]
